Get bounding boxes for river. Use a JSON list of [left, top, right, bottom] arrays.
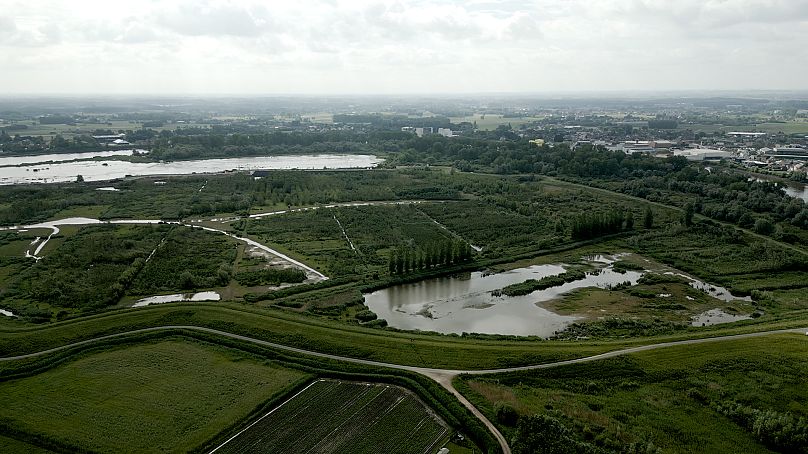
[[0, 154, 382, 185]]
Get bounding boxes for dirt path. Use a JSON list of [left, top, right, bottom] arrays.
[[3, 325, 805, 454]]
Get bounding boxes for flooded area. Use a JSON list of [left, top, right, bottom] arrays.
[[365, 253, 758, 336], [364, 257, 643, 337], [663, 272, 752, 302], [0, 149, 143, 168], [691, 309, 752, 326], [133, 291, 221, 307], [0, 154, 382, 185]]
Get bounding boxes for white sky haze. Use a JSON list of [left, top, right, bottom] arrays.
[[1, 0, 807, 94]]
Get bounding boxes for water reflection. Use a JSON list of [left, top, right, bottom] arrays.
[[133, 291, 221, 307], [364, 262, 643, 337], [750, 176, 808, 202]]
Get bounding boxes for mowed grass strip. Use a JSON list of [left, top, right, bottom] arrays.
[[0, 340, 310, 453], [214, 379, 449, 454]]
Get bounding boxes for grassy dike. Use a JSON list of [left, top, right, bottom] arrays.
[[2, 303, 808, 372]]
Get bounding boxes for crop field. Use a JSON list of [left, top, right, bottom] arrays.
[[0, 340, 310, 453], [459, 333, 808, 454], [213, 379, 450, 454]]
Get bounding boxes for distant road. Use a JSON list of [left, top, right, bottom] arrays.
[[2, 324, 805, 454]]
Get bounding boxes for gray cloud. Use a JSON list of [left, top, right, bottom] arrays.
[[0, 0, 806, 94]]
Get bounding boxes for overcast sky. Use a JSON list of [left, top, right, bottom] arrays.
[[1, 0, 807, 95]]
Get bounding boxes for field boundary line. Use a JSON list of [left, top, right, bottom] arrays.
[[208, 378, 323, 453]]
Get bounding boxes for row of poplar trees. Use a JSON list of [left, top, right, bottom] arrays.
[[388, 240, 473, 275], [570, 208, 653, 240]]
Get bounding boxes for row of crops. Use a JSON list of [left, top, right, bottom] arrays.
[[213, 379, 449, 454]]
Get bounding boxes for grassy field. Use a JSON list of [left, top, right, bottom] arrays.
[[459, 333, 808, 453], [0, 339, 310, 453], [0, 435, 53, 453], [449, 114, 545, 131], [5, 119, 143, 139], [214, 379, 449, 454]]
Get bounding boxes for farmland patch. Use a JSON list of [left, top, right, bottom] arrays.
[[212, 379, 450, 454]]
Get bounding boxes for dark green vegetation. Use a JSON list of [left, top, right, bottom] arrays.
[[499, 269, 587, 297], [2, 225, 168, 317], [0, 339, 310, 453], [0, 225, 242, 319], [214, 379, 449, 454], [246, 203, 462, 278], [233, 267, 306, 287], [628, 221, 806, 302], [459, 333, 808, 454], [388, 239, 473, 275], [0, 167, 804, 337], [129, 227, 237, 294]]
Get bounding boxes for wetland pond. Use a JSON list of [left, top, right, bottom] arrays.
[[364, 256, 643, 337], [364, 255, 753, 337]]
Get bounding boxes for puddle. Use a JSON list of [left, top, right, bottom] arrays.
[[691, 308, 752, 326], [132, 291, 221, 307]]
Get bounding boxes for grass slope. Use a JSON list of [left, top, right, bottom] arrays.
[[0, 340, 309, 453]]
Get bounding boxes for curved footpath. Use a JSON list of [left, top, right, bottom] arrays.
[[2, 325, 805, 454]]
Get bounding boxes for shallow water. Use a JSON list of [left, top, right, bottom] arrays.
[[364, 260, 643, 337], [663, 272, 752, 302], [751, 176, 808, 202], [0, 154, 382, 185], [691, 308, 752, 326], [133, 291, 221, 307]]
